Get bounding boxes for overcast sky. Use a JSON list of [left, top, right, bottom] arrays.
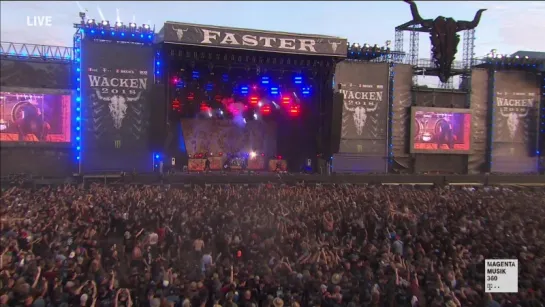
[[1, 1, 544, 58]]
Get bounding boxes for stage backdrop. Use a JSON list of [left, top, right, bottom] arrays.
[[181, 119, 277, 156], [332, 62, 389, 173], [80, 40, 154, 172], [491, 71, 540, 173]]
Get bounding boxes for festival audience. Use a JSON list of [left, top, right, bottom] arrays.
[[1, 184, 544, 307]]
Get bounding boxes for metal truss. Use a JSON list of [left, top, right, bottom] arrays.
[[0, 42, 73, 62]]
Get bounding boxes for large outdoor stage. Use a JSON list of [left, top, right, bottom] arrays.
[[74, 172, 545, 186]]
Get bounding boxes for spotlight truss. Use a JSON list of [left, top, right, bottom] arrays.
[[345, 42, 391, 60], [74, 15, 155, 44]]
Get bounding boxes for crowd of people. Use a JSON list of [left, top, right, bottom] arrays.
[[1, 183, 544, 307]]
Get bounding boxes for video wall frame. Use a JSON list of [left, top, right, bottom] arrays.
[[410, 107, 472, 155], [0, 87, 72, 147]]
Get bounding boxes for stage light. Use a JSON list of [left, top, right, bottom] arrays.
[[155, 154, 159, 159], [302, 87, 310, 95], [240, 86, 249, 94], [281, 96, 291, 105], [102, 20, 109, 26], [261, 76, 270, 85], [87, 19, 95, 25], [143, 24, 150, 29], [249, 96, 259, 105], [294, 76, 302, 84], [363, 43, 369, 48], [289, 105, 300, 115], [261, 105, 271, 115], [129, 22, 137, 28], [115, 21, 123, 27], [253, 113, 258, 120], [250, 151, 257, 158], [524, 56, 529, 59], [270, 87, 279, 95]]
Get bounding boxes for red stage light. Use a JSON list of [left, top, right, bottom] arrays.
[[289, 105, 300, 115], [277, 155, 282, 160], [171, 98, 181, 113], [200, 102, 211, 112], [219, 152, 223, 156], [261, 105, 271, 115], [187, 92, 195, 101], [249, 96, 259, 105], [261, 153, 265, 157], [281, 96, 291, 105]]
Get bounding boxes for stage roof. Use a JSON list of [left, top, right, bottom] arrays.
[[511, 50, 545, 60], [156, 21, 348, 58]]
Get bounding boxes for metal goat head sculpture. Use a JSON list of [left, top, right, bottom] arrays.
[[404, 0, 486, 83]]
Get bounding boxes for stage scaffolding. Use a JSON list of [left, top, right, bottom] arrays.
[[394, 23, 476, 98], [0, 42, 73, 62]]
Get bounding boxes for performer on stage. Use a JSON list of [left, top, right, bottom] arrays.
[[204, 157, 211, 172]]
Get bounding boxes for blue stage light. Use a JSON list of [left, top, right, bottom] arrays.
[[261, 77, 270, 85], [101, 31, 105, 35], [156, 61, 160, 65], [76, 97, 81, 102], [121, 33, 125, 36], [76, 107, 80, 111], [270, 87, 279, 95], [111, 32, 115, 35], [76, 127, 80, 131], [77, 156, 80, 160], [76, 117, 80, 121], [76, 137, 80, 141], [294, 76, 303, 84], [148, 35, 152, 39], [155, 154, 159, 159], [77, 88, 80, 91], [140, 34, 144, 38], [91, 30, 95, 34], [131, 34, 135, 37], [240, 86, 249, 94], [77, 146, 80, 151]]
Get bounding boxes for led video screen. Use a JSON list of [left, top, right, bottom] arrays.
[[0, 91, 71, 143], [410, 107, 471, 154]]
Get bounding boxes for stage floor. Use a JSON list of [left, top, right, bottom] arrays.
[[77, 171, 545, 186]]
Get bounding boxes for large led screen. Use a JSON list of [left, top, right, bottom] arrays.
[[0, 91, 70, 143], [410, 107, 471, 154]]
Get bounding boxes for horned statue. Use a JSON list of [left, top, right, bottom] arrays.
[[404, 0, 486, 83]]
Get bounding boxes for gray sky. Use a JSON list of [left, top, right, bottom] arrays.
[[1, 1, 544, 58]]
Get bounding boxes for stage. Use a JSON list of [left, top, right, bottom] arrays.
[[73, 172, 545, 186]]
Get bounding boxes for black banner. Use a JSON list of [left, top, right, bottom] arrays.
[[81, 40, 153, 150], [162, 22, 347, 57], [334, 62, 389, 155], [492, 71, 540, 173]]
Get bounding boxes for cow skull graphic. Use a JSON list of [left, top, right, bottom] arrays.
[[499, 107, 528, 139], [95, 90, 142, 129], [173, 26, 189, 41], [328, 40, 341, 53], [344, 102, 379, 136]]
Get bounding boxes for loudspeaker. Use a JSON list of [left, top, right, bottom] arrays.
[[149, 83, 167, 152]]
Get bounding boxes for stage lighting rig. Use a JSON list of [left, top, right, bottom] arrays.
[[115, 21, 123, 28], [87, 19, 95, 25]]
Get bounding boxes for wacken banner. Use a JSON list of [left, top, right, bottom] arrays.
[[492, 71, 540, 173], [81, 41, 153, 150], [333, 62, 389, 155], [161, 22, 348, 57]]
